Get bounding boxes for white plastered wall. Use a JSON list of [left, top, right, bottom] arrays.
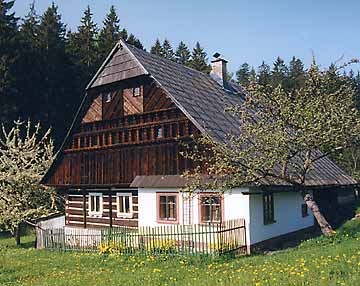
[[137, 187, 251, 245], [248, 191, 315, 245]]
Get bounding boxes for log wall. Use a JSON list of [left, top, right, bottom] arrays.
[[65, 191, 139, 228]]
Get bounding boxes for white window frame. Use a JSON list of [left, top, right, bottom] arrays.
[[104, 92, 112, 103], [88, 192, 103, 217], [116, 192, 133, 218]]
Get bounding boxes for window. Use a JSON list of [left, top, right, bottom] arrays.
[[263, 193, 275, 225], [133, 87, 141, 97], [156, 126, 163, 139], [116, 193, 132, 218], [200, 195, 222, 223], [302, 203, 309, 217], [104, 92, 112, 103], [157, 193, 178, 223], [88, 193, 103, 217]]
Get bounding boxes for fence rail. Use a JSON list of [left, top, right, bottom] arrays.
[[40, 219, 247, 256]]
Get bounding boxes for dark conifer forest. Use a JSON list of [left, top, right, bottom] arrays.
[[1, 0, 359, 177]]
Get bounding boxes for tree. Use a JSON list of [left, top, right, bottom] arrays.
[[257, 61, 271, 86], [288, 56, 305, 90], [0, 0, 19, 124], [67, 6, 98, 84], [175, 41, 191, 66], [37, 3, 76, 144], [271, 56, 288, 87], [185, 60, 360, 235], [189, 42, 211, 73], [16, 1, 42, 124], [75, 6, 98, 76], [162, 39, 174, 61], [150, 39, 163, 56], [126, 33, 144, 49], [98, 5, 120, 63], [0, 120, 56, 245], [236, 62, 251, 87]]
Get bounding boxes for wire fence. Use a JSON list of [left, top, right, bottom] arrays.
[[40, 218, 247, 256]]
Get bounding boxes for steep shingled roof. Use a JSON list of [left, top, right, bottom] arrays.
[[42, 40, 357, 187]]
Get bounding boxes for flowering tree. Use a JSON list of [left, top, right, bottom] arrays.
[[0, 120, 56, 245], [185, 61, 360, 235]]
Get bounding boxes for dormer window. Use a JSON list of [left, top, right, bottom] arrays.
[[133, 87, 141, 97], [104, 92, 112, 103]]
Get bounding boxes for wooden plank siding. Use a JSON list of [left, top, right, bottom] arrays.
[[82, 95, 102, 123], [65, 192, 139, 228], [48, 139, 195, 186], [47, 91, 200, 187]]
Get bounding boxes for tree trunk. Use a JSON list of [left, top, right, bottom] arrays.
[[303, 192, 334, 236], [14, 224, 21, 246]]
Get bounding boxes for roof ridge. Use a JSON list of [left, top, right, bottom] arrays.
[[125, 42, 212, 78]]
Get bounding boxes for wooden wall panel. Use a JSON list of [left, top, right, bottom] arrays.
[[66, 193, 139, 228], [48, 139, 194, 187], [103, 90, 123, 120], [144, 83, 174, 112], [123, 87, 143, 115], [82, 95, 102, 123]]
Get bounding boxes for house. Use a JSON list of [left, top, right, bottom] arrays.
[[41, 39, 357, 249]]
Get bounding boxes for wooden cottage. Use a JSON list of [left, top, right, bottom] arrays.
[[42, 40, 357, 247]]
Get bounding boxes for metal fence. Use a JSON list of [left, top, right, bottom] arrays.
[[40, 218, 247, 256]]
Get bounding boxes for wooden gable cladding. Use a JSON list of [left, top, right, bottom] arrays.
[[144, 82, 175, 112], [102, 90, 123, 120], [82, 95, 102, 123], [123, 87, 143, 115], [90, 44, 146, 89], [83, 78, 173, 123]]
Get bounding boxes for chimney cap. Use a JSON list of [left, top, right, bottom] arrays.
[[211, 52, 228, 63]]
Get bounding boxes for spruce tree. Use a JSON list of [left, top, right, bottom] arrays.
[[37, 3, 75, 144], [175, 41, 191, 66], [119, 28, 128, 41], [162, 39, 174, 61], [189, 42, 211, 73], [249, 67, 256, 81], [236, 62, 251, 87], [17, 1, 42, 122], [271, 56, 288, 87], [288, 56, 305, 90], [68, 6, 98, 84], [257, 61, 271, 86], [150, 39, 163, 56], [126, 33, 144, 49], [76, 6, 98, 71], [0, 0, 19, 124], [98, 5, 120, 63]]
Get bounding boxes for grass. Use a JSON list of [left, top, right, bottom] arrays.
[[1, 220, 360, 285]]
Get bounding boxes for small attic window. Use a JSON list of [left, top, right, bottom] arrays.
[[104, 92, 112, 103], [133, 87, 141, 97], [156, 126, 163, 139]]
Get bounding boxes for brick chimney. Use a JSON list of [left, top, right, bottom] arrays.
[[210, 53, 228, 88]]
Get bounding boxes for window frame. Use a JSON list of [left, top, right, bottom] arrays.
[[104, 92, 112, 103], [198, 193, 224, 224], [116, 192, 133, 218], [88, 192, 103, 217], [301, 203, 309, 218], [133, 87, 141, 97], [156, 193, 179, 224], [263, 192, 275, 225]]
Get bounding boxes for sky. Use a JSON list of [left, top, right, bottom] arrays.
[[13, 0, 360, 74]]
